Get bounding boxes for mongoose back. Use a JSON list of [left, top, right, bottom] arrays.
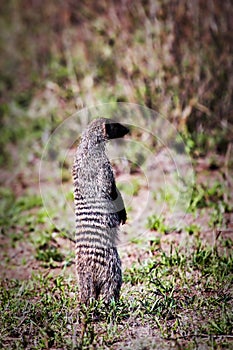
[[73, 118, 129, 305]]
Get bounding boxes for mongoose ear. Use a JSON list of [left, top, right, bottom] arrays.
[[105, 122, 129, 139]]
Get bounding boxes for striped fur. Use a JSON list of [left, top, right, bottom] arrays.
[[73, 118, 129, 304]]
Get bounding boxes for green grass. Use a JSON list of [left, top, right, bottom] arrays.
[[184, 223, 201, 235], [1, 183, 232, 348], [188, 181, 231, 214], [0, 275, 78, 349], [146, 214, 175, 234], [0, 190, 44, 232], [1, 236, 232, 349]]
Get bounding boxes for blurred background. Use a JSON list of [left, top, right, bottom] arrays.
[[0, 0, 232, 174]]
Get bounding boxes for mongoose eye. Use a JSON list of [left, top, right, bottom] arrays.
[[105, 122, 129, 139]]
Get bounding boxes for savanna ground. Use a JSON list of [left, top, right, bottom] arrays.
[[0, 1, 233, 349]]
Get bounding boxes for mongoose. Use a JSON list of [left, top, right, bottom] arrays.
[[73, 118, 129, 305]]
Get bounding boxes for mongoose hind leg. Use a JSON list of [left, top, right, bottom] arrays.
[[77, 271, 97, 306], [100, 248, 122, 304]]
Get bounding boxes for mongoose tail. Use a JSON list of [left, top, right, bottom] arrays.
[[73, 118, 129, 305]]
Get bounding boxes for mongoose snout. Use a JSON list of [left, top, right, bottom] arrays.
[[105, 121, 129, 140]]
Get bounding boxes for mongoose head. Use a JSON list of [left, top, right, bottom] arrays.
[[104, 119, 129, 140], [84, 118, 129, 146]]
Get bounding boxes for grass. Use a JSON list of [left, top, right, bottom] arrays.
[[146, 214, 175, 234], [0, 275, 78, 349], [184, 224, 201, 235], [0, 190, 44, 232], [0, 186, 233, 349], [1, 236, 232, 349], [1, 152, 232, 349], [1, 140, 232, 349], [188, 181, 229, 212]]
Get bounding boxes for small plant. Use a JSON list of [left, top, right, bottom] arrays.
[[149, 237, 161, 255], [185, 224, 201, 235], [33, 230, 64, 265], [146, 214, 174, 234], [188, 181, 231, 214], [208, 203, 225, 228], [0, 191, 43, 229], [35, 244, 64, 264]]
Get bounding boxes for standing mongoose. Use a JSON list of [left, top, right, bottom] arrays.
[[73, 118, 129, 305]]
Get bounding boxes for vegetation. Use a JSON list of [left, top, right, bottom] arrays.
[[0, 1, 232, 349], [1, 236, 233, 349]]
